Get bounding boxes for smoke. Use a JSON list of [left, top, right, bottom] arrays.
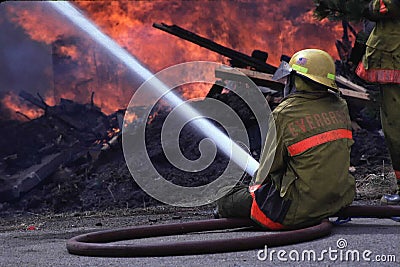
[[0, 7, 52, 97]]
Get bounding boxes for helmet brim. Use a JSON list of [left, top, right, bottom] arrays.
[[272, 61, 292, 81]]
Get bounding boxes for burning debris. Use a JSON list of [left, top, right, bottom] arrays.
[[0, 2, 397, 216], [0, 91, 123, 202]]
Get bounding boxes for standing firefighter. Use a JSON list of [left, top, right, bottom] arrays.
[[355, 0, 400, 205], [217, 49, 355, 229]]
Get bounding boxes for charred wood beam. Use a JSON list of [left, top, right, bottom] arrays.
[[153, 23, 277, 74], [36, 92, 49, 108], [15, 111, 32, 121], [18, 90, 47, 110], [0, 146, 89, 203], [18, 90, 86, 130], [91, 92, 95, 107], [347, 22, 358, 38], [0, 152, 67, 202]]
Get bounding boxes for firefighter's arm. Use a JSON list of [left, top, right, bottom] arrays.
[[253, 113, 287, 185], [364, 0, 400, 21]]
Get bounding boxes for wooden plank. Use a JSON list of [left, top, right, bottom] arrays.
[[339, 88, 370, 100], [216, 67, 276, 83], [336, 75, 368, 93], [215, 67, 284, 91], [215, 67, 370, 101], [230, 68, 276, 81]]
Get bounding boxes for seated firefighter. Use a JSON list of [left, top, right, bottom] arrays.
[[217, 49, 355, 230]]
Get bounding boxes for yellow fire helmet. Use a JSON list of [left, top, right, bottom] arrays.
[[289, 49, 338, 91]]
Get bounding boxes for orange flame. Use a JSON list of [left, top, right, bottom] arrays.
[[107, 127, 121, 138], [1, 92, 44, 120], [1, 1, 359, 120], [58, 45, 80, 61]]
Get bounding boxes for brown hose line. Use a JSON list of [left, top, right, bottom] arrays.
[[334, 204, 400, 218], [66, 205, 400, 257]]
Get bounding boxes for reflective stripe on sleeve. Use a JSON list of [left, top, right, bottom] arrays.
[[287, 129, 352, 156]]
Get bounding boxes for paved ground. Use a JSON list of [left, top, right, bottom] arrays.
[[0, 207, 399, 267]]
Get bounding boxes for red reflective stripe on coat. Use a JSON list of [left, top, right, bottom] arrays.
[[356, 62, 400, 84], [250, 190, 284, 230], [395, 170, 400, 180], [287, 129, 352, 156], [380, 0, 388, 13]]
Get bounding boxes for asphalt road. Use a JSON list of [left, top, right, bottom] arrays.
[[0, 209, 399, 267]]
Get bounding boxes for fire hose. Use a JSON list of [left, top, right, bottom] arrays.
[[66, 205, 400, 257]]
